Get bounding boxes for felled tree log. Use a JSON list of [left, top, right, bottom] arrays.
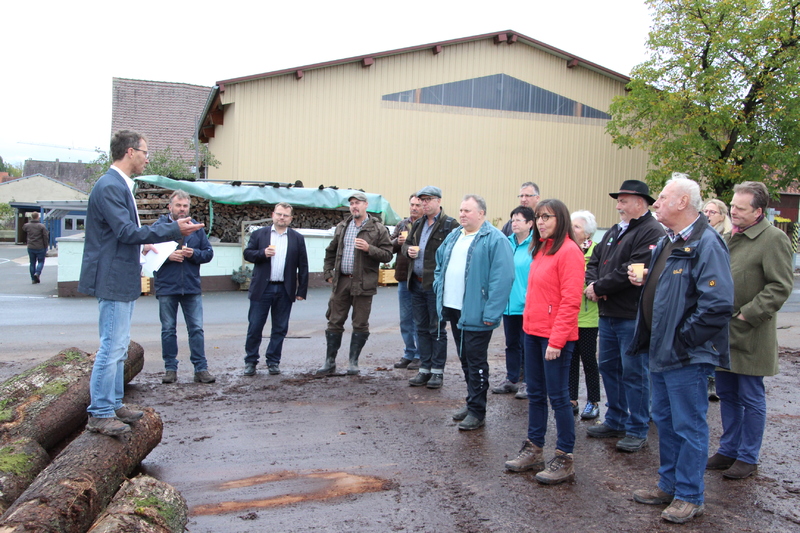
[[0, 342, 144, 452], [87, 475, 188, 533], [0, 438, 50, 515], [0, 408, 163, 533]]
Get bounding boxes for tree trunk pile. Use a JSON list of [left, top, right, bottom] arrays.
[[0, 343, 145, 514], [135, 182, 347, 242], [87, 475, 188, 533], [0, 408, 163, 533], [0, 343, 144, 451]]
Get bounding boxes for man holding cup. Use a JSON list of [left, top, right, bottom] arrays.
[[402, 186, 458, 389], [584, 180, 665, 452], [391, 194, 424, 369]]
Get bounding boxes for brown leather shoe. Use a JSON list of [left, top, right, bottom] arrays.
[[723, 460, 758, 479], [706, 452, 736, 470]]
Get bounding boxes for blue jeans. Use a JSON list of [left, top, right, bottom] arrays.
[[397, 280, 419, 361], [158, 293, 207, 372], [525, 334, 575, 453], [246, 283, 294, 365], [88, 298, 135, 418], [715, 371, 766, 464], [410, 277, 447, 371], [28, 248, 46, 279], [502, 314, 524, 383], [598, 317, 650, 438], [651, 363, 713, 506]]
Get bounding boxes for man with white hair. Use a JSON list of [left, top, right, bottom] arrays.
[[585, 180, 665, 452], [628, 175, 733, 524]]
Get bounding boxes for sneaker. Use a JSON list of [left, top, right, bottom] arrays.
[[514, 382, 527, 399], [452, 405, 469, 421], [633, 486, 673, 505], [114, 406, 144, 423], [722, 460, 758, 479], [194, 370, 216, 383], [492, 380, 519, 394], [587, 423, 626, 439], [580, 402, 599, 419], [426, 373, 443, 389], [504, 440, 545, 472], [243, 363, 256, 376], [393, 358, 413, 369], [87, 416, 131, 436], [661, 499, 704, 524], [408, 372, 431, 387], [534, 450, 575, 485], [706, 452, 736, 470], [458, 414, 485, 431], [267, 364, 281, 375], [616, 436, 648, 452], [162, 370, 177, 384], [708, 376, 719, 401], [407, 359, 421, 370]]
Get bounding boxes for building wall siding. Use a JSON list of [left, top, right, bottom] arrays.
[[210, 38, 649, 227]]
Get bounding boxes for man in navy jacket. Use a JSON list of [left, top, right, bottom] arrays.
[[243, 202, 309, 376], [79, 130, 203, 437], [152, 190, 215, 385]]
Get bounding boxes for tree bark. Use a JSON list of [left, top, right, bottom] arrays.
[[0, 408, 163, 533], [87, 475, 187, 533], [0, 438, 49, 515], [0, 342, 144, 452]]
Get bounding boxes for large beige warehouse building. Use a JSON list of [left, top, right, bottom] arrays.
[[198, 30, 649, 227]]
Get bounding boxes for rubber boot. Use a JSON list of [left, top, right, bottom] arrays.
[[347, 331, 370, 375], [316, 330, 342, 375]]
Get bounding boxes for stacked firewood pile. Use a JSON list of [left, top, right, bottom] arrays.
[[135, 182, 348, 243], [0, 345, 188, 532]]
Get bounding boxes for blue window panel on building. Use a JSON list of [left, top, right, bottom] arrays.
[[383, 74, 611, 120]]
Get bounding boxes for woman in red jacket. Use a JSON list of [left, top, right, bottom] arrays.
[[504, 199, 585, 485]]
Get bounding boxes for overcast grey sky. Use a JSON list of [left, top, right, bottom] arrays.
[[1, 0, 653, 167]]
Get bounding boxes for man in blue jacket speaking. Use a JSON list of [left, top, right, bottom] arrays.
[[79, 130, 204, 437], [152, 190, 215, 385], [434, 194, 514, 431]]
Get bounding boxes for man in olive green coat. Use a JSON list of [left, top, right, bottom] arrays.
[[706, 181, 794, 480]]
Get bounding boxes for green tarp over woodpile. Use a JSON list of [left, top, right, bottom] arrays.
[[135, 176, 401, 225]]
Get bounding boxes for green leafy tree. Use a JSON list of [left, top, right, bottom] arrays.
[[87, 141, 220, 188], [606, 0, 800, 200], [0, 156, 23, 177]]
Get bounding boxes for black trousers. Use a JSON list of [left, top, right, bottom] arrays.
[[442, 307, 494, 420]]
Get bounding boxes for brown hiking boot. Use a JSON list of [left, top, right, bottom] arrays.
[[87, 416, 131, 436], [633, 486, 673, 505], [661, 499, 704, 524], [504, 440, 544, 472], [194, 370, 217, 383], [162, 370, 177, 383], [534, 450, 575, 485], [114, 406, 143, 423]]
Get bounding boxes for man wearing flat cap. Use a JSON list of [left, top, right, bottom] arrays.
[[402, 186, 458, 389], [584, 179, 665, 452], [316, 192, 393, 376]]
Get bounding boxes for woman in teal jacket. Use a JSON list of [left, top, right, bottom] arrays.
[[569, 210, 601, 419], [494, 206, 535, 397]]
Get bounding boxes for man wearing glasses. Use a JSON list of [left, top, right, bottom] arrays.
[[403, 186, 458, 389], [243, 202, 309, 376], [501, 182, 540, 236], [80, 130, 204, 436]]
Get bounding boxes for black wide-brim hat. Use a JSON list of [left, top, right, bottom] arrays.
[[609, 180, 656, 205]]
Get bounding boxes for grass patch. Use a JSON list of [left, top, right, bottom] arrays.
[[0, 446, 33, 475]]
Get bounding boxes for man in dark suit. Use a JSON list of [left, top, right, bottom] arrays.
[[79, 130, 203, 437], [243, 202, 309, 376]]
